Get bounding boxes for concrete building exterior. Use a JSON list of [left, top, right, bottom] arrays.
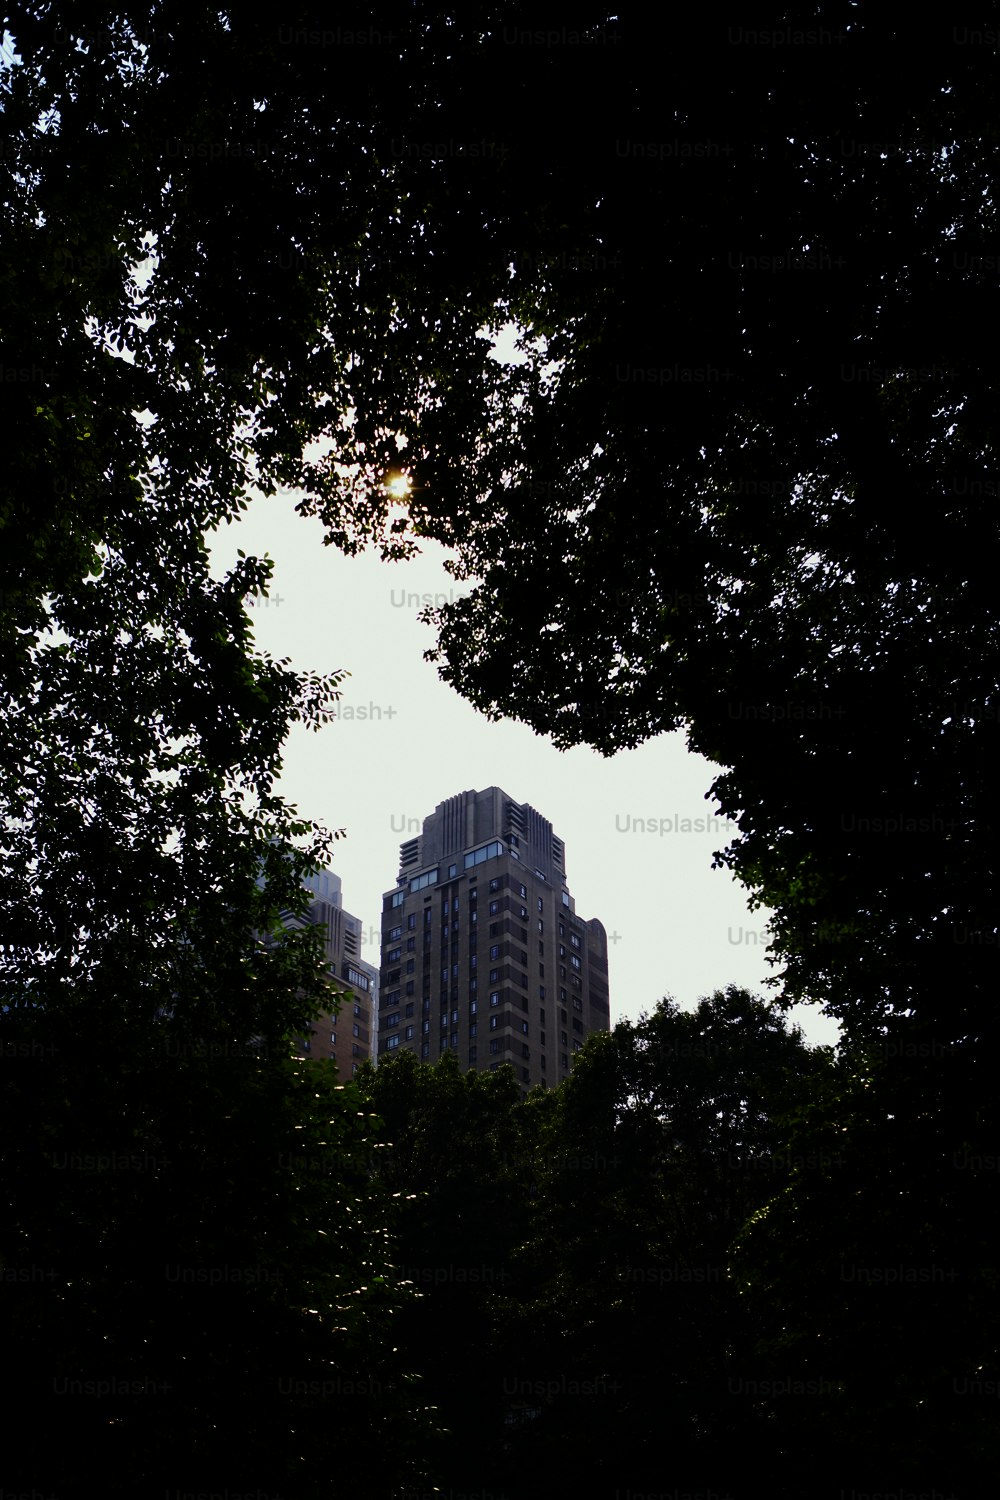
[[376, 787, 610, 1088], [293, 868, 378, 1080]]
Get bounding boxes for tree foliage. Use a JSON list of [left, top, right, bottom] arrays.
[[3, 7, 999, 1492], [359, 995, 850, 1496], [6, 7, 996, 1038]]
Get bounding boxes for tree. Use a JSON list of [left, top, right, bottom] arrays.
[[485, 989, 840, 1496], [402, 11, 1000, 1042], [355, 1049, 543, 1492], [8, 8, 994, 1042], [3, 8, 997, 1487], [731, 1022, 1000, 1494], [0, 1039, 432, 1497], [0, 8, 445, 1491]]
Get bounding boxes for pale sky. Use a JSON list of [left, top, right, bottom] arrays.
[[207, 493, 840, 1050]]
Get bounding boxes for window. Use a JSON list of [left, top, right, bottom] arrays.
[[348, 967, 371, 990], [406, 938, 416, 953], [409, 868, 439, 893], [421, 1042, 429, 1058], [518, 884, 527, 900], [490, 992, 500, 1007], [570, 932, 581, 949], [470, 954, 478, 968], [540, 1056, 547, 1071], [353, 1023, 361, 1037], [387, 1035, 400, 1050], [441, 968, 449, 985], [449, 863, 458, 878], [385, 1015, 399, 1030], [422, 998, 430, 1013], [405, 1003, 414, 1018], [470, 978, 477, 992], [471, 909, 477, 923], [470, 1023, 477, 1038], [389, 927, 402, 941], [441, 923, 449, 939], [539, 987, 546, 1001], [424, 909, 432, 927], [573, 1019, 583, 1034], [489, 968, 500, 983], [561, 1053, 569, 1069], [330, 1032, 336, 1045], [354, 1003, 362, 1018], [538, 897, 544, 912], [387, 946, 402, 963], [539, 1008, 546, 1024], [489, 945, 500, 960], [469, 1046, 478, 1062], [452, 896, 459, 913], [489, 878, 500, 893], [489, 922, 499, 937], [522, 1044, 530, 1059], [490, 1039, 500, 1054], [387, 990, 400, 1006], [571, 955, 581, 970], [421, 1020, 430, 1034], [561, 1031, 568, 1046], [490, 1015, 499, 1030], [489, 900, 500, 916], [405, 980, 414, 995], [561, 890, 570, 907], [560, 988, 567, 1002], [538, 920, 544, 933], [470, 1000, 478, 1015], [521, 1020, 529, 1035], [405, 1025, 414, 1040], [464, 839, 504, 868], [573, 996, 582, 1012], [540, 1031, 546, 1046], [407, 914, 417, 930], [451, 1009, 459, 1024], [391, 889, 406, 908]]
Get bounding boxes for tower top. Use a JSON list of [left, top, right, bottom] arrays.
[[397, 787, 565, 883]]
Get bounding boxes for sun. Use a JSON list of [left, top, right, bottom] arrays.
[[383, 470, 412, 500]]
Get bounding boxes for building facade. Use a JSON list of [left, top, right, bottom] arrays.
[[377, 787, 610, 1088], [293, 868, 378, 1080]]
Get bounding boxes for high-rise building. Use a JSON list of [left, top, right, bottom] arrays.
[[377, 787, 610, 1088], [292, 868, 378, 1080]]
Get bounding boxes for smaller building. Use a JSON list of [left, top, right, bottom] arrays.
[[294, 868, 378, 1081]]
